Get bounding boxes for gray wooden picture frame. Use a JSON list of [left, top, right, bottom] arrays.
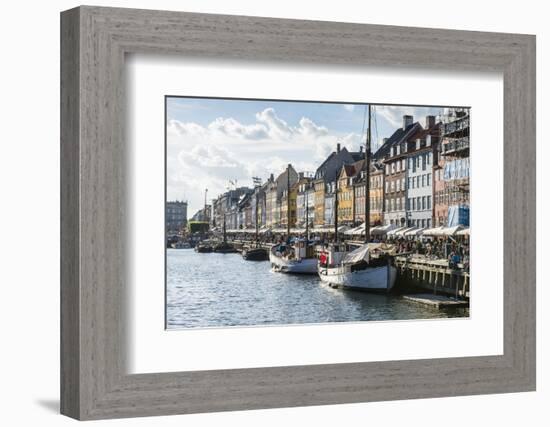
[[60, 5, 536, 420]]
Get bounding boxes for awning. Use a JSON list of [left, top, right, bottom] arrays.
[[395, 226, 416, 236], [370, 224, 398, 236], [422, 225, 464, 236], [404, 227, 425, 236], [386, 226, 408, 236], [344, 223, 365, 235], [456, 227, 470, 236]]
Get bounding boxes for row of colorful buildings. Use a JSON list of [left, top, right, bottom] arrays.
[[203, 108, 469, 233]]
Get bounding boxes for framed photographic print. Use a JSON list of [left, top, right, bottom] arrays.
[[61, 6, 536, 420]]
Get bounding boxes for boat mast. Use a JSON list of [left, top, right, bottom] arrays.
[[223, 213, 227, 244], [255, 192, 259, 244], [287, 164, 291, 239], [204, 188, 208, 221], [364, 105, 371, 244], [334, 169, 339, 242], [305, 186, 309, 241]]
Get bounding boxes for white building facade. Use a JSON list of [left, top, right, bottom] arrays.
[[406, 136, 434, 228]]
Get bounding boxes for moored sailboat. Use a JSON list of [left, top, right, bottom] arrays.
[[317, 104, 397, 292], [270, 165, 317, 274], [318, 242, 397, 291], [269, 238, 317, 274], [242, 181, 269, 261]]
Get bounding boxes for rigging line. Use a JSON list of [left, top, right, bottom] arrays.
[[360, 104, 368, 142], [372, 106, 379, 152]]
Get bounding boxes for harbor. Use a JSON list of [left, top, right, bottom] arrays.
[[166, 248, 469, 329], [166, 101, 470, 328]]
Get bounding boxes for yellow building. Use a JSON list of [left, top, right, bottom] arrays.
[[337, 164, 356, 225], [313, 179, 325, 226], [353, 163, 384, 226], [280, 182, 298, 229]]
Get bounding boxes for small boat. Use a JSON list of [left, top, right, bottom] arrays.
[[213, 241, 238, 254], [242, 246, 269, 261], [270, 239, 318, 274], [194, 241, 213, 253], [318, 242, 397, 292], [172, 241, 191, 249]]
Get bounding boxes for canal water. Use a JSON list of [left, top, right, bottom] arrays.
[[166, 249, 469, 329]]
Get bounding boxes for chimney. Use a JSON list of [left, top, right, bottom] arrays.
[[425, 115, 436, 129], [403, 115, 413, 130], [359, 145, 364, 153], [337, 143, 341, 153], [299, 172, 304, 179], [269, 173, 274, 182]]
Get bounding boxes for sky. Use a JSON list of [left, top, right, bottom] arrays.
[[166, 97, 442, 217]]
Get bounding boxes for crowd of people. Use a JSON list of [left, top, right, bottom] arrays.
[[211, 229, 470, 271], [388, 236, 469, 270]]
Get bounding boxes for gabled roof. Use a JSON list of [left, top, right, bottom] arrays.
[[373, 122, 421, 160], [315, 146, 364, 183], [340, 164, 356, 178], [406, 122, 440, 152]]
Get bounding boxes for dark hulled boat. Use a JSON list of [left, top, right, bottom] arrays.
[[213, 242, 238, 253], [242, 246, 269, 261]]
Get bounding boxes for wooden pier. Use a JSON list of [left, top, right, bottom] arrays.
[[394, 255, 469, 299], [402, 294, 469, 309]]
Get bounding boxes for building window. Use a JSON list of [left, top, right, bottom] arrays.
[[427, 195, 431, 209], [427, 173, 431, 186], [421, 175, 425, 187], [402, 159, 406, 170], [422, 196, 426, 210]]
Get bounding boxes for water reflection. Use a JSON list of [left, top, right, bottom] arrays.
[[166, 249, 468, 329]]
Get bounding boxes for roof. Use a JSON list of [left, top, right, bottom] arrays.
[[406, 122, 440, 152], [373, 122, 421, 160], [315, 146, 364, 183]]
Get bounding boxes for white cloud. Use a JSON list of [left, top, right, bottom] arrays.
[[343, 104, 355, 112], [207, 117, 269, 140], [167, 107, 362, 215], [375, 105, 441, 130]]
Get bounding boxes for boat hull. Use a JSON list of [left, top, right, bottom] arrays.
[[318, 264, 397, 292], [242, 248, 269, 261], [269, 252, 318, 274]]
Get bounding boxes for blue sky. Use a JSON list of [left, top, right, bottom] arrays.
[[166, 97, 442, 217]]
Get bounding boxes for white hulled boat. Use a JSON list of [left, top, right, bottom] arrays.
[[318, 242, 397, 292], [270, 238, 318, 274]]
